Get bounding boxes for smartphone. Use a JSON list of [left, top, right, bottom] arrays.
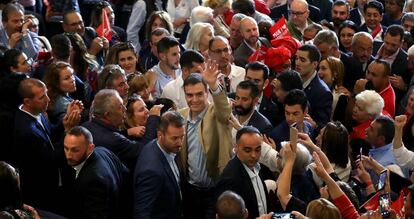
[[377, 170, 387, 191], [289, 125, 298, 147], [359, 147, 363, 159], [273, 213, 295, 219], [379, 193, 391, 218]]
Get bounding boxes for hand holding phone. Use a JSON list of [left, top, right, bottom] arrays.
[[379, 193, 391, 218]]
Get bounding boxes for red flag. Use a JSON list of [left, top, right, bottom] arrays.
[[391, 191, 405, 218], [361, 192, 380, 211], [269, 16, 290, 40], [248, 46, 268, 63], [96, 9, 112, 41]]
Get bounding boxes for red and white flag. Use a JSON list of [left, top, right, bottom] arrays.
[[96, 9, 112, 41], [269, 16, 290, 40]]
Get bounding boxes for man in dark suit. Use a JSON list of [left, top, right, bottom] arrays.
[[13, 78, 81, 212], [64, 126, 130, 219], [269, 0, 321, 23], [359, 1, 386, 41], [343, 32, 375, 92], [294, 44, 332, 133], [233, 80, 273, 134], [216, 126, 271, 219], [82, 89, 161, 170], [234, 17, 270, 68], [373, 25, 409, 103], [244, 61, 281, 126], [134, 111, 185, 219]]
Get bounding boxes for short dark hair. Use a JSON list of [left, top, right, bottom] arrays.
[[372, 59, 391, 76], [298, 44, 321, 63], [183, 73, 207, 91], [216, 191, 246, 219], [374, 115, 395, 144], [153, 98, 176, 115], [18, 78, 45, 99], [150, 28, 170, 43], [232, 0, 255, 15], [157, 36, 179, 54], [245, 61, 269, 81], [276, 70, 303, 92], [158, 111, 186, 133], [364, 1, 384, 14], [180, 50, 205, 70], [339, 20, 359, 36], [237, 80, 260, 99], [2, 3, 24, 22], [385, 24, 404, 42], [236, 126, 260, 143], [284, 89, 308, 111], [51, 34, 72, 60], [3, 49, 22, 73], [66, 126, 94, 144], [333, 0, 350, 13]]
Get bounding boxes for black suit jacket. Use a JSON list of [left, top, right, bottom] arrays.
[[134, 140, 182, 219], [259, 95, 283, 127], [69, 147, 130, 219], [247, 110, 273, 134], [216, 156, 271, 219], [82, 116, 160, 171], [269, 3, 321, 23], [13, 110, 69, 211], [342, 53, 374, 92], [304, 75, 333, 132]]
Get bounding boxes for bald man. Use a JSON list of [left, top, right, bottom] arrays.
[[233, 17, 271, 67], [287, 0, 315, 41]]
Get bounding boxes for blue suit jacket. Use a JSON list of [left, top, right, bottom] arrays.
[[134, 140, 182, 219], [349, 8, 362, 27], [13, 109, 68, 211], [69, 147, 131, 219], [0, 28, 40, 59], [304, 75, 332, 132], [247, 110, 273, 134]]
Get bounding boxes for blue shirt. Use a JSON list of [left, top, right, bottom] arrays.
[[369, 143, 396, 167], [150, 63, 182, 99], [186, 107, 213, 188], [157, 142, 180, 187]]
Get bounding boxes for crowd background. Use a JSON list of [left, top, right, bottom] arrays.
[[2, 0, 414, 218]]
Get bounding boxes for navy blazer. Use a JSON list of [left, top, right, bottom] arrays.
[[81, 116, 160, 171], [304, 75, 333, 132], [259, 95, 283, 127], [269, 3, 321, 23], [69, 147, 131, 219], [349, 8, 362, 27], [13, 109, 68, 211], [134, 140, 182, 219], [216, 156, 270, 219], [247, 110, 273, 134]]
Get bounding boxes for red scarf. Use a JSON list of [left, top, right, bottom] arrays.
[[371, 25, 382, 39]]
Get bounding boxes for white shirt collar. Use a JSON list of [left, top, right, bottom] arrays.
[[302, 71, 317, 89]]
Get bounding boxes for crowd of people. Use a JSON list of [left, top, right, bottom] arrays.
[[2, 0, 414, 218]]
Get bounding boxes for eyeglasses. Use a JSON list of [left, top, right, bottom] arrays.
[[67, 20, 84, 27], [211, 47, 230, 54], [288, 10, 307, 16]]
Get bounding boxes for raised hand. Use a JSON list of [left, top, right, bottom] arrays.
[[202, 59, 220, 90], [394, 115, 407, 129], [149, 104, 164, 116]]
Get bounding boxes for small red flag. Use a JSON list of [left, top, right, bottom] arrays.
[[248, 46, 268, 63], [96, 9, 112, 41], [361, 192, 380, 211], [391, 191, 405, 218], [269, 16, 290, 40]]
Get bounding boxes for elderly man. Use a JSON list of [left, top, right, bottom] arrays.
[[286, 0, 316, 41], [13, 78, 81, 212], [81, 89, 161, 170], [312, 29, 341, 60], [234, 17, 270, 67], [229, 13, 247, 50], [0, 3, 40, 59], [64, 126, 130, 219], [98, 64, 130, 102]]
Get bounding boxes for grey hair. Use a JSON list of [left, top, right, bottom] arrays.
[[351, 32, 373, 47], [355, 90, 384, 117], [280, 142, 312, 175], [231, 13, 247, 22], [313, 30, 339, 48], [190, 6, 214, 27], [91, 89, 121, 117]]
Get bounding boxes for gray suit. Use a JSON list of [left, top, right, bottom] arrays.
[[234, 37, 270, 68]]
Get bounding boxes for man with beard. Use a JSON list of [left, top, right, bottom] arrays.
[[233, 80, 273, 134], [330, 0, 350, 34], [0, 3, 40, 59], [146, 36, 182, 98], [208, 36, 245, 93], [64, 126, 130, 219], [234, 17, 270, 68]]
